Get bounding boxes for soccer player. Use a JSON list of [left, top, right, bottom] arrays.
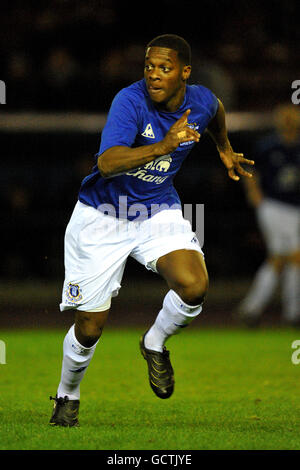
[[237, 104, 300, 327], [49, 34, 254, 426]]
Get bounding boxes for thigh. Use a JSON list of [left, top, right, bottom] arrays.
[[60, 202, 135, 312], [257, 199, 300, 255], [131, 209, 204, 272], [156, 248, 208, 292]]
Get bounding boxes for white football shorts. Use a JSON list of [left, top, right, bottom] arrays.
[[256, 198, 300, 255], [60, 201, 204, 312]]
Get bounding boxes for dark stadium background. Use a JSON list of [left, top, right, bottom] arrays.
[[1, 0, 299, 328]]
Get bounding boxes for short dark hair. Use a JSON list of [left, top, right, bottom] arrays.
[[146, 34, 191, 65]]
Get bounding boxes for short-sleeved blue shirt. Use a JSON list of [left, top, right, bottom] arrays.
[[79, 78, 218, 219]]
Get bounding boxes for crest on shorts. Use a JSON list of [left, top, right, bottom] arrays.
[[66, 283, 83, 303]]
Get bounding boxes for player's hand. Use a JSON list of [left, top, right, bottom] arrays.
[[157, 109, 201, 154], [218, 147, 255, 181]]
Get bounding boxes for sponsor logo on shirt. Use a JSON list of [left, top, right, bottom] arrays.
[[126, 155, 172, 184], [144, 155, 172, 172], [126, 169, 168, 184]]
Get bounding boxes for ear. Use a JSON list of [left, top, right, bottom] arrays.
[[182, 65, 191, 81]]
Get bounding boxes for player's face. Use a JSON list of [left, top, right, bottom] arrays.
[[144, 47, 191, 112]]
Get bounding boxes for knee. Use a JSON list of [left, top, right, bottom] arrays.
[[75, 312, 106, 347], [173, 271, 209, 306]]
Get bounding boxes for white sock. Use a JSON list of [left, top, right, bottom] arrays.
[[239, 261, 279, 316], [57, 324, 98, 400], [282, 264, 300, 322], [144, 290, 203, 352]]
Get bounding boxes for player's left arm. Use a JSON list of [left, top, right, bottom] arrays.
[[206, 99, 254, 181]]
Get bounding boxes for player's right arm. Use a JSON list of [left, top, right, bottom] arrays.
[[98, 144, 163, 178], [98, 109, 200, 178]]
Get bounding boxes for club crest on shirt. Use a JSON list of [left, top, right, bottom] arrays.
[[180, 122, 200, 147], [66, 283, 83, 303]]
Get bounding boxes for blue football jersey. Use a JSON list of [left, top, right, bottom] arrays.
[[255, 133, 300, 207], [79, 78, 218, 220]]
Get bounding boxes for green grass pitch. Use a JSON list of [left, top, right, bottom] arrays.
[[1, 326, 300, 450]]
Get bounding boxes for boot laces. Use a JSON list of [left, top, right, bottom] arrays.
[[49, 395, 69, 405]]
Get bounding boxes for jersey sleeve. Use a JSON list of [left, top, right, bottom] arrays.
[[97, 89, 139, 155]]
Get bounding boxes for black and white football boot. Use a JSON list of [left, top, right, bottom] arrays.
[[49, 395, 80, 427], [139, 332, 174, 399]]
